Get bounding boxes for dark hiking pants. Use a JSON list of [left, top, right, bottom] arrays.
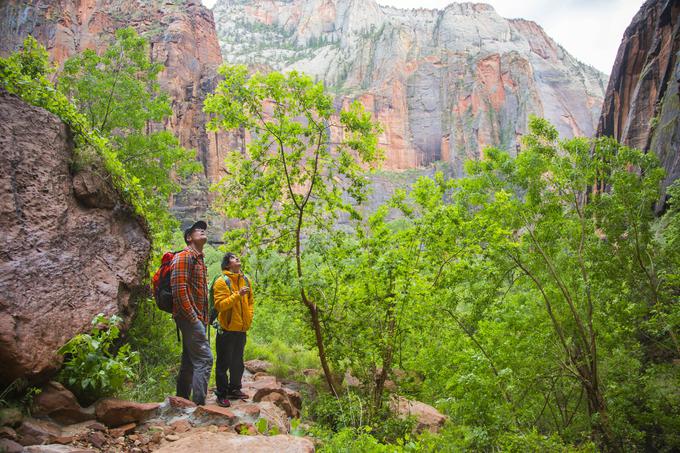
[[215, 330, 247, 397], [176, 317, 213, 405]]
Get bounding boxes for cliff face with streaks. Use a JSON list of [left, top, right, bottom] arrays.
[[214, 0, 608, 174], [0, 0, 233, 227], [598, 0, 680, 207]]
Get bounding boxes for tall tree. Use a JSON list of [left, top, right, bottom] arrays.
[[204, 65, 382, 395], [58, 27, 201, 242]]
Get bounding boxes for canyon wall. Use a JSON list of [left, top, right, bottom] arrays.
[[214, 0, 608, 174], [598, 0, 679, 207]]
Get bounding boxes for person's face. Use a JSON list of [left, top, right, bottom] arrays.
[[227, 255, 241, 273], [187, 228, 207, 246]]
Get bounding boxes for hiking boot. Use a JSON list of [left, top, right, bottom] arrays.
[[216, 396, 231, 407], [227, 389, 249, 400]]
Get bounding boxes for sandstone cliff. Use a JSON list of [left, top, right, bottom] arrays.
[[213, 0, 608, 173], [598, 0, 680, 206], [0, 90, 151, 385], [0, 0, 232, 228]]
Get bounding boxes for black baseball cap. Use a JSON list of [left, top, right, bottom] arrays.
[[183, 220, 207, 244]]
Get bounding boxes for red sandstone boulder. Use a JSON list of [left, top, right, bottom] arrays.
[[94, 399, 160, 427], [282, 388, 302, 411], [257, 402, 290, 434], [168, 396, 196, 409], [0, 438, 23, 453], [390, 396, 447, 433], [0, 91, 151, 386], [16, 418, 62, 446], [191, 405, 238, 426], [259, 392, 298, 418], [32, 382, 94, 424], [169, 419, 192, 434]]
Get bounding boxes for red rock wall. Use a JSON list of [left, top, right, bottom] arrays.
[[598, 0, 680, 204], [0, 0, 234, 229]]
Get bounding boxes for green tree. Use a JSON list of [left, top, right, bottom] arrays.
[[204, 65, 382, 396], [405, 117, 677, 450], [58, 27, 201, 244]]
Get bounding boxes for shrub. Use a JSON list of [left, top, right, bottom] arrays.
[[58, 314, 138, 405]]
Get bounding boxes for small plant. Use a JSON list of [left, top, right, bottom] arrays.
[[290, 418, 307, 437], [58, 314, 138, 404], [255, 418, 281, 436]]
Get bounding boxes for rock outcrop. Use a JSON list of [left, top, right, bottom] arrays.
[[597, 0, 680, 206], [154, 432, 315, 453], [0, 90, 151, 385], [4, 368, 314, 452], [214, 0, 608, 173], [0, 0, 232, 231]]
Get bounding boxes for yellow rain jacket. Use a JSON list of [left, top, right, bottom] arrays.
[[213, 270, 254, 332]]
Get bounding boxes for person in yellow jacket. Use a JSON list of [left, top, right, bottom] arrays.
[[213, 252, 254, 406]]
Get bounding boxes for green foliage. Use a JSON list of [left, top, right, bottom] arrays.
[[236, 113, 679, 451], [0, 30, 190, 248], [204, 65, 382, 252], [204, 65, 383, 394], [308, 391, 416, 445], [59, 27, 202, 247], [118, 298, 181, 403], [0, 35, 175, 247], [58, 314, 138, 405], [0, 379, 42, 414], [316, 426, 426, 453]]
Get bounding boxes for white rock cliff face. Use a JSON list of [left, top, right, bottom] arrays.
[[213, 0, 608, 173]]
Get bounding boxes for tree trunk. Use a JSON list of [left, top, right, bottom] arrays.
[[307, 298, 338, 397], [373, 298, 396, 411]]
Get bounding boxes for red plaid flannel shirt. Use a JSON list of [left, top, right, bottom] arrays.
[[170, 247, 208, 324]]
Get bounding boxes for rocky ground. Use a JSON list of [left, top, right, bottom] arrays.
[[0, 360, 314, 453], [0, 360, 446, 452]]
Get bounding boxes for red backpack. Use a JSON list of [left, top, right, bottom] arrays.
[[152, 251, 181, 313]]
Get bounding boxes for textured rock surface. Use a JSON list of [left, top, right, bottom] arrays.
[[598, 0, 680, 206], [94, 399, 160, 427], [214, 0, 607, 173], [0, 0, 232, 231], [0, 91, 151, 385], [10, 369, 313, 451], [390, 396, 447, 433], [153, 431, 315, 453], [32, 382, 95, 425]]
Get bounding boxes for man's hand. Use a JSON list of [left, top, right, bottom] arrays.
[[239, 287, 250, 296]]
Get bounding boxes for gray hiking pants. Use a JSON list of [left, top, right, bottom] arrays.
[[175, 317, 213, 405]]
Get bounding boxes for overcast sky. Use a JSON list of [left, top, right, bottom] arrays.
[[201, 0, 644, 74]]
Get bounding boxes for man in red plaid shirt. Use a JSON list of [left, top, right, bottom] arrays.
[[171, 220, 213, 405]]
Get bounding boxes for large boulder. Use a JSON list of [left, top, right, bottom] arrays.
[[0, 90, 151, 385], [390, 396, 448, 433], [154, 431, 315, 452]]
